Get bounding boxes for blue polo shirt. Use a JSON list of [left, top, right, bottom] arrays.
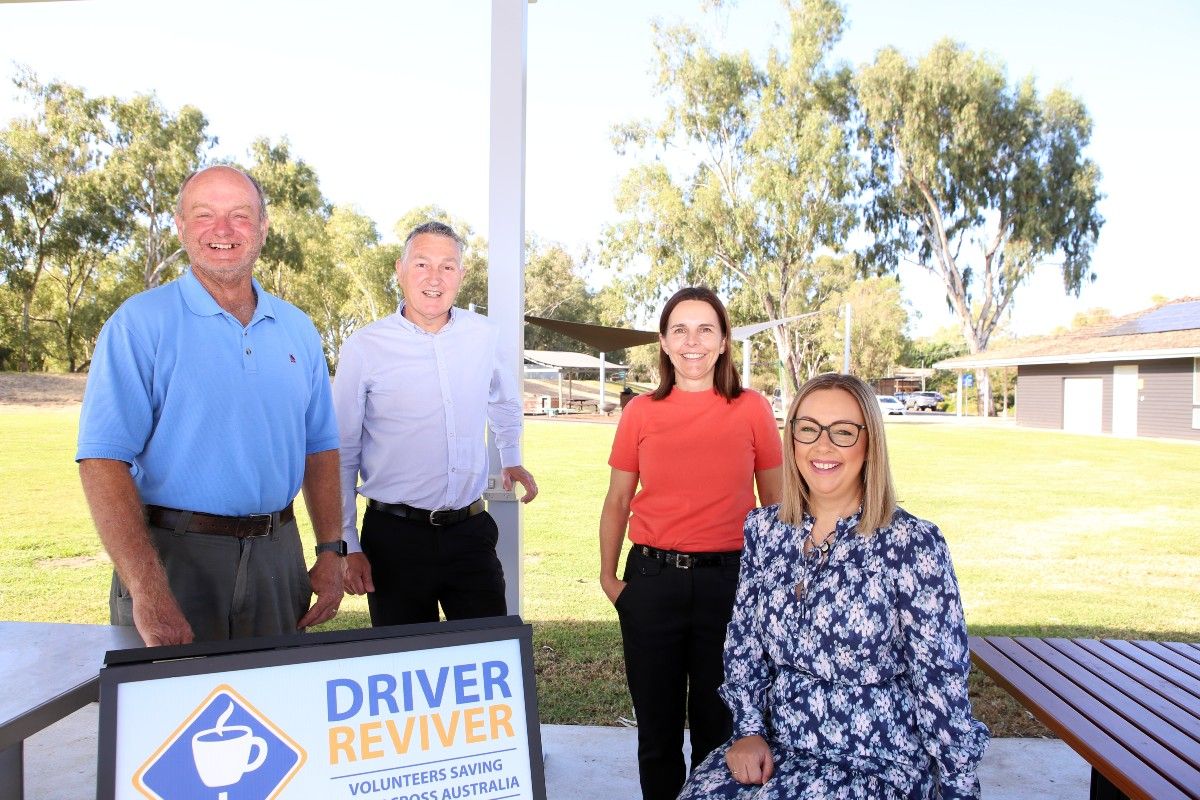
[[77, 269, 338, 516]]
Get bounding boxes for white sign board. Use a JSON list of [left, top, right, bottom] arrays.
[[98, 620, 544, 800]]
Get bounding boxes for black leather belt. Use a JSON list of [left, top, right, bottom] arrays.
[[368, 498, 485, 527], [145, 503, 294, 538], [635, 544, 740, 569]]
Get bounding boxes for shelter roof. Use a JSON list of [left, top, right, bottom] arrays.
[[934, 298, 1200, 369], [525, 350, 629, 370]]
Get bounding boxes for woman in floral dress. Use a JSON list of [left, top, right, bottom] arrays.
[[678, 373, 989, 800]]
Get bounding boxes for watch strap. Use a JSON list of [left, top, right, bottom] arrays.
[[315, 540, 347, 557]]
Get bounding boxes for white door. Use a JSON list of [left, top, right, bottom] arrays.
[[1112, 365, 1139, 437], [1063, 377, 1103, 434]]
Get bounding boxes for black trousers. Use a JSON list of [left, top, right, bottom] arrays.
[[615, 546, 740, 800], [359, 506, 507, 625]]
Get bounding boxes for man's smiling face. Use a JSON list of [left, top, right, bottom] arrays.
[[396, 232, 464, 332], [174, 166, 268, 286]]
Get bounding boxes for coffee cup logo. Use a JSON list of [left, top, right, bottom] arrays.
[[190, 701, 268, 789]]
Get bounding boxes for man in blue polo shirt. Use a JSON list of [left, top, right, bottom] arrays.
[[77, 165, 345, 646]]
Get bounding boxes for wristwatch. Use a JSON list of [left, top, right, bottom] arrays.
[[315, 540, 348, 557]]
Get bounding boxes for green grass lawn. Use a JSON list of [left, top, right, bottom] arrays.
[[2, 409, 1197, 735]]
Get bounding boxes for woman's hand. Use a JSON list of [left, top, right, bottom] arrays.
[[725, 734, 774, 785], [600, 574, 627, 605]]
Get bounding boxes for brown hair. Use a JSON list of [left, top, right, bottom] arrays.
[[778, 372, 897, 536], [652, 287, 742, 401]]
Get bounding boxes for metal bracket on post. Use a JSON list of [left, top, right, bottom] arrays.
[[483, 475, 518, 503]]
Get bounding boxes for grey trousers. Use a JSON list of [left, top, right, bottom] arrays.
[[110, 514, 313, 642]]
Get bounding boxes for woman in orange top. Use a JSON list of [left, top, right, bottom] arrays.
[[600, 287, 783, 800]]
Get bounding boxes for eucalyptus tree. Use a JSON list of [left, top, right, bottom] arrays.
[[0, 70, 106, 370], [816, 275, 909, 380], [295, 206, 397, 369], [103, 93, 213, 288], [603, 0, 859, 390], [857, 39, 1103, 413], [246, 137, 328, 301]]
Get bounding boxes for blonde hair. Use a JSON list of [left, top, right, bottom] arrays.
[[779, 373, 897, 536]]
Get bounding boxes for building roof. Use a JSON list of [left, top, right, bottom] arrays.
[[934, 298, 1200, 369]]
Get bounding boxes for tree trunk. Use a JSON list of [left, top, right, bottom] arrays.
[[977, 369, 993, 417]]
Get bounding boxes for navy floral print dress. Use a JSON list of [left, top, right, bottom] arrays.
[[678, 505, 989, 800]]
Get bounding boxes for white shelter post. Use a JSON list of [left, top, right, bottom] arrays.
[[742, 339, 752, 389], [599, 352, 606, 412], [842, 303, 852, 373], [486, 0, 528, 617]]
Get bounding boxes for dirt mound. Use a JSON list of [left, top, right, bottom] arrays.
[[0, 372, 88, 405]]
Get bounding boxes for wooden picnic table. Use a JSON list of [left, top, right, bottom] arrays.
[[566, 398, 598, 413], [969, 636, 1200, 800], [0, 622, 143, 800]]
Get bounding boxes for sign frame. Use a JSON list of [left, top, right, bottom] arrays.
[[97, 615, 545, 800]]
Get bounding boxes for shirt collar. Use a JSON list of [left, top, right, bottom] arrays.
[[180, 269, 275, 323], [395, 302, 457, 334]]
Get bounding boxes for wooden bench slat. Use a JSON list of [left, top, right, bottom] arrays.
[[1160, 642, 1200, 670], [1071, 640, 1200, 739], [1028, 638, 1200, 772], [1106, 640, 1200, 694], [1133, 641, 1200, 683], [970, 637, 1192, 800], [997, 637, 1200, 796]]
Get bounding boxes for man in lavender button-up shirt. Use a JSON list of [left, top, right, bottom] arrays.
[[332, 221, 537, 625]]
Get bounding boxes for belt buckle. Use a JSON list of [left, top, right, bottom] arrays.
[[429, 509, 451, 527], [244, 513, 273, 538], [674, 553, 692, 570]]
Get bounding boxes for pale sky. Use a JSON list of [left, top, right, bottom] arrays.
[[2, 0, 1196, 338]]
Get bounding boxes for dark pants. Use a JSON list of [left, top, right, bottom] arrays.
[[615, 546, 740, 800], [360, 506, 507, 625], [111, 516, 311, 642]]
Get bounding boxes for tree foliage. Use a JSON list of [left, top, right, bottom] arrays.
[[817, 275, 908, 379], [603, 0, 860, 391], [856, 39, 1104, 411]]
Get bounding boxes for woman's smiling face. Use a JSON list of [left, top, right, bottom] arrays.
[[659, 299, 726, 392], [793, 388, 867, 508]]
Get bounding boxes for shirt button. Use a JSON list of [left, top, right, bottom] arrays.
[[245, 348, 252, 355]]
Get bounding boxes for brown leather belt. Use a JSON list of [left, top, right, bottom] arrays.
[[367, 498, 485, 527], [145, 503, 294, 538]]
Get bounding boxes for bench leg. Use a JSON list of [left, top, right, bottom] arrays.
[[0, 739, 23, 800], [1089, 767, 1129, 800]]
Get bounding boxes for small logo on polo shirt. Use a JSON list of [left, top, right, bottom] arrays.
[[289, 354, 296, 363]]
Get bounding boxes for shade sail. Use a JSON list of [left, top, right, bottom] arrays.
[[524, 315, 659, 351]]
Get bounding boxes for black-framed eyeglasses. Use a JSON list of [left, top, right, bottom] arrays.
[[789, 417, 866, 447]]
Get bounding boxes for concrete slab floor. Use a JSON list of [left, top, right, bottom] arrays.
[[26, 704, 1090, 799]]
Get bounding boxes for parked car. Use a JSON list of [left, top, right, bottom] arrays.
[[905, 391, 944, 411], [875, 395, 906, 415]]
